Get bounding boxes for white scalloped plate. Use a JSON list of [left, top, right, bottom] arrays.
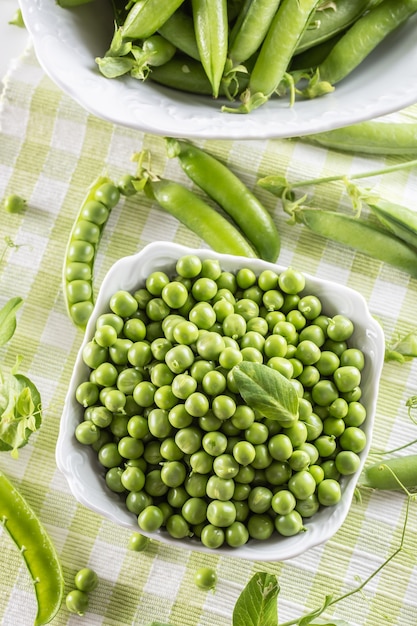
[[18, 0, 417, 139], [56, 242, 385, 561]]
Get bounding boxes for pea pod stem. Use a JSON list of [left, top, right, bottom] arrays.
[[165, 138, 280, 262], [0, 470, 64, 625], [289, 205, 417, 277]]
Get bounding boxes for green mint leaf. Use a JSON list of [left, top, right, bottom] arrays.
[[0, 297, 23, 346], [233, 572, 279, 626], [233, 361, 299, 427]]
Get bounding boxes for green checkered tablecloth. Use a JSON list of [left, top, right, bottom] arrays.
[[1, 42, 417, 626]]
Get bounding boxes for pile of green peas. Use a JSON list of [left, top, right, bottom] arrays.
[[74, 253, 368, 548]]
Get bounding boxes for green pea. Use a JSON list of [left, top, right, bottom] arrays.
[[4, 193, 26, 213], [65, 589, 89, 616], [127, 532, 150, 551], [74, 568, 99, 593]]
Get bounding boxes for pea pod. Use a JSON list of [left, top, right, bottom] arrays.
[[148, 55, 246, 95], [291, 206, 417, 278], [63, 175, 120, 330], [299, 121, 417, 156], [294, 0, 379, 54], [165, 138, 280, 262], [0, 470, 64, 625], [360, 455, 417, 491], [365, 197, 417, 250], [242, 0, 322, 111], [121, 0, 185, 40], [228, 0, 282, 65], [316, 0, 417, 85], [191, 0, 228, 98], [141, 177, 258, 258], [158, 8, 200, 61]]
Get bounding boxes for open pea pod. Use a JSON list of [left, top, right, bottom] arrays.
[[62, 175, 121, 331], [0, 470, 64, 625]]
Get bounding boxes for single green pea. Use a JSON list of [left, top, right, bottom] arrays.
[[94, 182, 120, 208], [127, 532, 150, 551], [194, 567, 217, 591], [74, 567, 99, 593], [65, 589, 89, 616], [4, 193, 26, 213]]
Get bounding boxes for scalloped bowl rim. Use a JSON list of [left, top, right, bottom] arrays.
[[18, 0, 417, 140], [56, 242, 385, 561]]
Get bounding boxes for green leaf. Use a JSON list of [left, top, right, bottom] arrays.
[[233, 361, 299, 427], [0, 297, 23, 346], [385, 329, 417, 362], [233, 572, 279, 626], [257, 175, 289, 198], [0, 371, 42, 457], [96, 55, 136, 78]]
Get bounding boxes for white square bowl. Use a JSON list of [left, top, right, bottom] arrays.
[[56, 242, 385, 561]]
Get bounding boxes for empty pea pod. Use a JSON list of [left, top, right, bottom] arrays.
[[360, 455, 417, 491], [165, 138, 280, 262], [191, 0, 228, 98], [0, 470, 64, 625], [291, 206, 417, 278], [63, 175, 120, 330], [316, 0, 417, 86], [141, 176, 257, 258]]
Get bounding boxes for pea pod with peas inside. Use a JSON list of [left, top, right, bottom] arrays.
[[313, 0, 417, 87], [360, 455, 417, 491], [0, 470, 64, 625], [191, 0, 228, 98], [297, 121, 417, 156], [293, 0, 381, 55], [224, 0, 324, 113], [121, 0, 186, 40], [227, 0, 282, 65], [288, 205, 417, 278], [63, 175, 120, 330], [133, 159, 258, 258], [165, 138, 280, 262]]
